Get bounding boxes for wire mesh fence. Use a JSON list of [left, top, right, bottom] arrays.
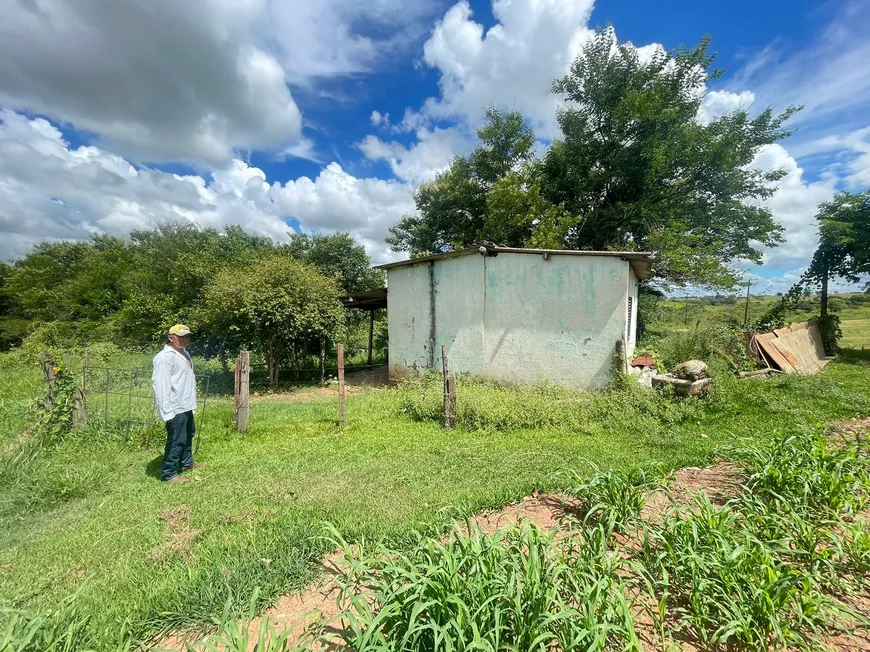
[[81, 363, 213, 437], [39, 346, 440, 439]]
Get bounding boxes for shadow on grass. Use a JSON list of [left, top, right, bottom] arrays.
[[145, 454, 164, 481], [838, 349, 870, 366]]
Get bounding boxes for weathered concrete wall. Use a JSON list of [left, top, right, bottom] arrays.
[[387, 251, 631, 389], [386, 261, 434, 377]]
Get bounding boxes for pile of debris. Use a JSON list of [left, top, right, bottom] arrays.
[[628, 354, 660, 388], [651, 360, 711, 396]]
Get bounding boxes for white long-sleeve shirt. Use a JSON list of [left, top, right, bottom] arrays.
[[152, 345, 197, 422]]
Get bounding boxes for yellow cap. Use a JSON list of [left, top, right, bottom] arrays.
[[168, 324, 191, 336]]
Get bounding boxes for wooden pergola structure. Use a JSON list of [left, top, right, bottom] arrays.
[[340, 288, 387, 366]]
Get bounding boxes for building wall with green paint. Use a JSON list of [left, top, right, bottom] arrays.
[[386, 251, 635, 389]]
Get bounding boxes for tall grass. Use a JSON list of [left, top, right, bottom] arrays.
[[564, 466, 663, 534], [636, 494, 844, 650], [632, 429, 870, 649], [323, 522, 639, 651], [0, 593, 135, 652], [394, 372, 714, 435], [729, 431, 870, 517]]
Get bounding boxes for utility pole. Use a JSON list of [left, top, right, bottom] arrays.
[[743, 281, 752, 329], [684, 297, 689, 327]]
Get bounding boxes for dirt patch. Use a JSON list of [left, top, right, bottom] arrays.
[[251, 386, 362, 403], [819, 589, 870, 652], [343, 365, 391, 388], [829, 417, 870, 445], [462, 493, 574, 536], [148, 506, 199, 564], [153, 552, 348, 651], [251, 554, 347, 650], [642, 461, 744, 521]]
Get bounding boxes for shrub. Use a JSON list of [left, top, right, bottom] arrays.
[[393, 373, 710, 436]]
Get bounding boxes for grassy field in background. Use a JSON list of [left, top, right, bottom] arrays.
[[2, 299, 870, 649], [842, 319, 870, 349], [653, 292, 870, 339]]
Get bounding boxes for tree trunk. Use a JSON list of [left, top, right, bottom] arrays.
[[293, 345, 300, 382], [267, 344, 278, 387], [218, 341, 229, 374], [820, 264, 829, 317]]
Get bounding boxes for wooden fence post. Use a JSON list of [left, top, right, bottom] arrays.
[[74, 350, 88, 427], [368, 310, 375, 367], [442, 344, 455, 428], [447, 375, 456, 428], [337, 343, 346, 427], [40, 353, 58, 410], [73, 388, 86, 427], [234, 350, 250, 432], [320, 339, 326, 385]]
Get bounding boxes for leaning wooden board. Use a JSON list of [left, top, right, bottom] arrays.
[[755, 332, 796, 373], [754, 322, 832, 374]]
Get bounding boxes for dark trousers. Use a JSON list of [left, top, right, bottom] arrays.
[[161, 410, 195, 481]]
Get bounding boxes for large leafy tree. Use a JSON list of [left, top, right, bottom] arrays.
[[200, 255, 345, 385], [284, 232, 384, 294], [116, 223, 277, 351], [541, 30, 797, 288], [388, 30, 799, 290]]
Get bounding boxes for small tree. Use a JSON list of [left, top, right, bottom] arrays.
[[201, 255, 345, 385], [802, 191, 870, 352]]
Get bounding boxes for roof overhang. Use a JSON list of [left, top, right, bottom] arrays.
[[375, 247, 655, 280], [340, 288, 387, 310]]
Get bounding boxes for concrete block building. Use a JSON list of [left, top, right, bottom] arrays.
[[373, 246, 654, 389]]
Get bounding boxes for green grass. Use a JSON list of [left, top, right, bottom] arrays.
[[313, 427, 870, 651], [325, 521, 638, 651], [1, 346, 870, 649], [841, 318, 870, 349]]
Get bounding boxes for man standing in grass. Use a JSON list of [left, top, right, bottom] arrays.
[[152, 324, 201, 484]]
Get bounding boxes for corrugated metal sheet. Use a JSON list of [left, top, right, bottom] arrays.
[[754, 321, 832, 374]]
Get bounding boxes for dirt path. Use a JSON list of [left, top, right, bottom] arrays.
[[153, 459, 869, 651]]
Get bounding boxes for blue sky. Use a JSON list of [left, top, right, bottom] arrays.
[[1, 0, 868, 294]]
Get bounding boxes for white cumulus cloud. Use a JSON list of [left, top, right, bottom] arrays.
[[750, 144, 836, 272], [0, 0, 303, 166], [0, 111, 413, 264], [414, 0, 595, 138]]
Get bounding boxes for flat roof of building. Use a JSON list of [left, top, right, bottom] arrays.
[[375, 246, 655, 280]]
